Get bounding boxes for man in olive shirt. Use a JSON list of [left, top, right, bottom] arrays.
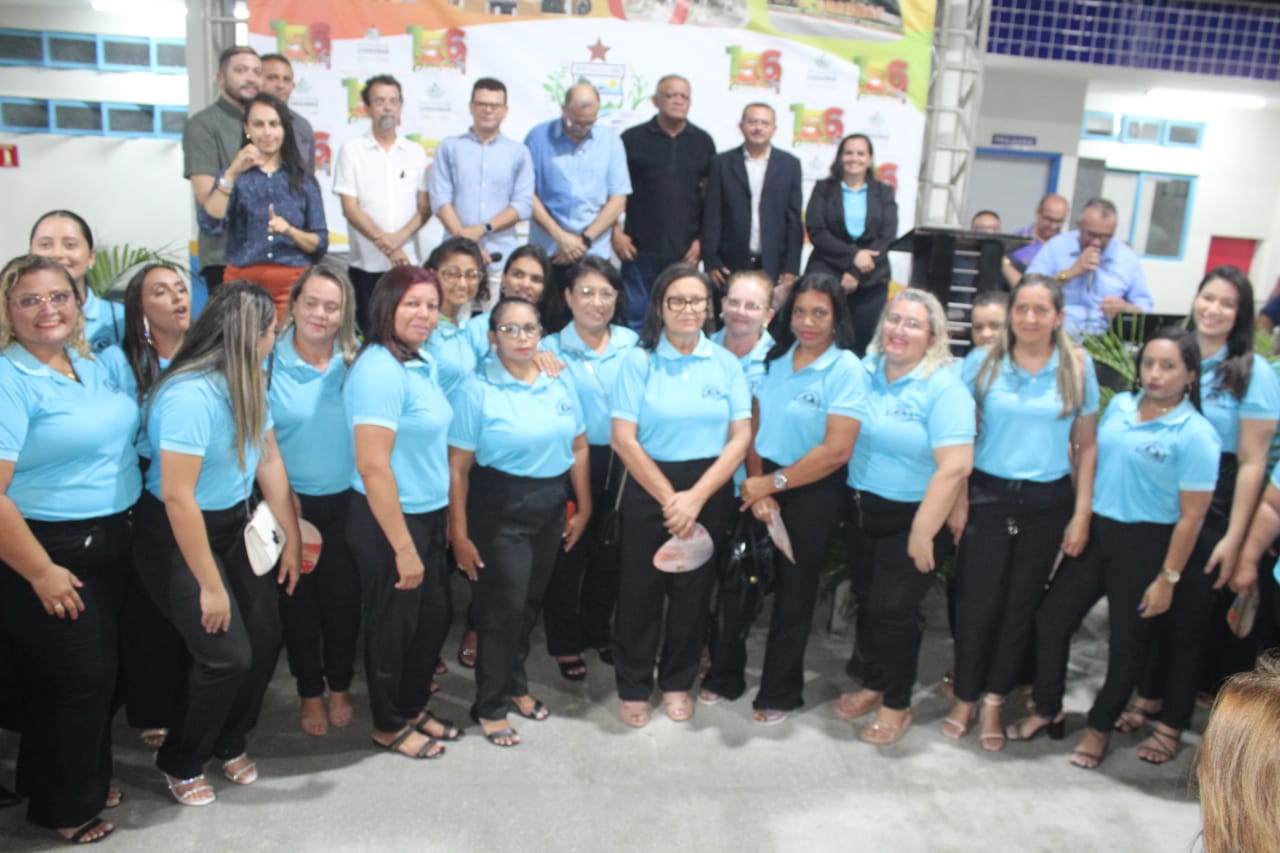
[[613, 75, 716, 329], [183, 46, 261, 292]]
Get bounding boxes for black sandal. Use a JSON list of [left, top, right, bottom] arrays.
[[415, 711, 462, 741], [514, 699, 550, 721], [557, 657, 588, 682], [482, 726, 520, 748], [1137, 727, 1181, 765], [65, 817, 113, 845], [374, 726, 445, 759]]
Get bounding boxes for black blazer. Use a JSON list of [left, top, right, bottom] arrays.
[[702, 145, 803, 281], [804, 176, 898, 292]]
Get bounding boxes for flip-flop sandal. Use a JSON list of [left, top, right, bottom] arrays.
[[165, 774, 215, 807], [835, 691, 883, 722], [860, 711, 913, 746], [222, 754, 258, 785], [482, 727, 520, 748], [557, 658, 588, 682], [139, 728, 167, 749], [698, 688, 723, 706], [1114, 702, 1156, 734], [104, 786, 123, 809], [375, 727, 445, 760], [619, 701, 650, 728], [753, 709, 788, 726], [415, 711, 463, 741], [457, 646, 478, 669], [65, 816, 114, 845], [514, 699, 550, 721]]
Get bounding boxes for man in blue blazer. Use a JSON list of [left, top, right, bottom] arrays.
[[702, 103, 803, 295]]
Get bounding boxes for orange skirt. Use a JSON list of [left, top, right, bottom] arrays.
[[224, 263, 307, 326]]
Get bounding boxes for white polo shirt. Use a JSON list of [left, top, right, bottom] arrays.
[[333, 133, 430, 272]]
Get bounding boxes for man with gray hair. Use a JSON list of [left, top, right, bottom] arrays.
[[525, 82, 632, 287], [1027, 197, 1152, 336]]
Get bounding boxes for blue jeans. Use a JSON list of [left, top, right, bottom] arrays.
[[621, 252, 679, 330]]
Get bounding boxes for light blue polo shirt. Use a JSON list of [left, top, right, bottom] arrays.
[[611, 332, 751, 463], [0, 343, 141, 521], [755, 342, 865, 466], [345, 344, 452, 514], [543, 322, 639, 446], [448, 358, 585, 478], [269, 329, 353, 496], [144, 370, 272, 511], [712, 327, 774, 396], [423, 315, 478, 400], [1198, 350, 1280, 454], [847, 354, 976, 502], [1092, 392, 1220, 524], [1270, 462, 1280, 584], [96, 345, 172, 403], [963, 346, 1101, 482], [464, 311, 492, 362], [83, 291, 125, 353]]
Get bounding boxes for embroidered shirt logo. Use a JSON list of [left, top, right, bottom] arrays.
[[1135, 441, 1168, 463], [702, 384, 726, 399]]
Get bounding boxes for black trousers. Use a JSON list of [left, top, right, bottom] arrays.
[[134, 493, 281, 779], [847, 489, 953, 711], [346, 493, 450, 733], [543, 444, 619, 657], [200, 264, 225, 294], [613, 458, 735, 701], [468, 466, 569, 719], [348, 266, 383, 338], [1032, 514, 1172, 731], [703, 465, 846, 709], [845, 284, 887, 358], [1138, 456, 1235, 728], [1, 512, 129, 829], [953, 470, 1075, 702], [118, 561, 187, 730], [280, 490, 360, 698]]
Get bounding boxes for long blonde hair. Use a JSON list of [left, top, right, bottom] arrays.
[[973, 274, 1086, 417], [147, 281, 275, 469], [1197, 654, 1280, 853], [0, 254, 89, 358], [866, 287, 951, 378]]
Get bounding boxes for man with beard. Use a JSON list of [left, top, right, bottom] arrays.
[[183, 46, 262, 292], [333, 74, 433, 331]]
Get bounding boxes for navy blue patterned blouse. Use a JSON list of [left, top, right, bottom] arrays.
[[198, 166, 328, 268]]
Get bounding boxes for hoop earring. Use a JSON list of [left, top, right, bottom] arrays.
[[143, 315, 152, 343]]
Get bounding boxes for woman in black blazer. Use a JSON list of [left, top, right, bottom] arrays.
[[804, 133, 898, 355]]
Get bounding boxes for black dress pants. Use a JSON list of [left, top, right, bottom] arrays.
[[1, 512, 129, 829], [118, 561, 187, 730], [953, 470, 1074, 702], [134, 492, 282, 780], [280, 490, 360, 697], [846, 489, 953, 711], [845, 283, 887, 358], [614, 458, 735, 701], [1032, 514, 1172, 731], [346, 493, 450, 734], [543, 444, 618, 657], [468, 467, 569, 719], [348, 266, 383, 338]]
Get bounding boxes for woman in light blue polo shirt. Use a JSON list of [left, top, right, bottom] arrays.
[[702, 273, 864, 723], [836, 288, 975, 746], [133, 281, 302, 806], [448, 298, 590, 747], [711, 269, 775, 396], [344, 266, 457, 761], [28, 210, 124, 353], [942, 275, 1099, 751], [0, 255, 140, 843], [271, 264, 362, 738], [424, 236, 488, 399], [539, 256, 638, 681], [1125, 266, 1280, 764], [1012, 328, 1219, 769], [464, 245, 554, 361], [611, 263, 752, 728], [97, 261, 192, 755]]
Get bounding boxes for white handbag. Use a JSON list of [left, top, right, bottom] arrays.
[[244, 501, 286, 576]]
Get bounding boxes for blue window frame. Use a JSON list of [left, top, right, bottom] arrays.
[[1120, 115, 1166, 145], [1162, 121, 1206, 149], [1081, 110, 1117, 140], [0, 28, 186, 74]]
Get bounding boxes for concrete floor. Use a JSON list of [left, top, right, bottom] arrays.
[[0, 586, 1206, 853]]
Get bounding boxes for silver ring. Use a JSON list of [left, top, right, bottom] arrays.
[[54, 603, 65, 611]]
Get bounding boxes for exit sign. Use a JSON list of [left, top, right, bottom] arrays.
[[0, 145, 17, 167]]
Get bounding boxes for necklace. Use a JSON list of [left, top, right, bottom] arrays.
[[1140, 398, 1176, 419]]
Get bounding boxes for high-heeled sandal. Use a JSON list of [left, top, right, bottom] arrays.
[[1069, 728, 1110, 770], [979, 694, 1006, 752], [940, 702, 974, 740], [1137, 726, 1181, 765], [1005, 713, 1066, 742]]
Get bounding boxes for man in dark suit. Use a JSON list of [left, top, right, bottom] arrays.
[[702, 103, 803, 298]]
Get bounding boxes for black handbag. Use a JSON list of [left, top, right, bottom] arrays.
[[721, 513, 777, 596], [594, 455, 627, 564]]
